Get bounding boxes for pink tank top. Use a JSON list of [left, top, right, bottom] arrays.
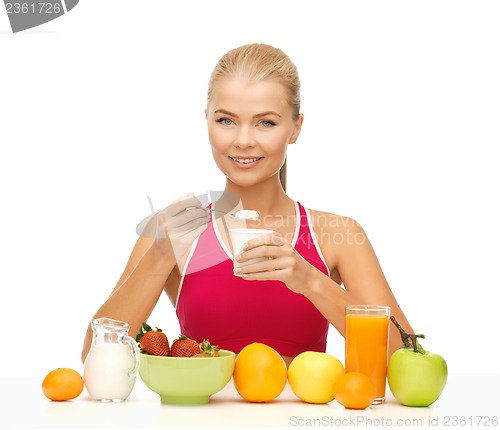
[[175, 201, 330, 357]]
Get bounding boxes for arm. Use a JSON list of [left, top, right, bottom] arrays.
[[236, 214, 413, 357], [303, 217, 413, 357], [305, 272, 411, 358], [81, 193, 210, 363], [81, 237, 175, 363]]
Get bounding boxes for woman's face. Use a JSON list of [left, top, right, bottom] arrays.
[[206, 78, 303, 189]]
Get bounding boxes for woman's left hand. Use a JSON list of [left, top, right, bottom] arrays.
[[233, 233, 320, 296]]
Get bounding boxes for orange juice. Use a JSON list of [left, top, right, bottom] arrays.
[[345, 307, 390, 404]]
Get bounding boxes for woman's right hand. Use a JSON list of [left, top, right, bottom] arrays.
[[82, 193, 208, 363], [142, 193, 210, 263]]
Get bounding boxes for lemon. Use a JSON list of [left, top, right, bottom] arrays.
[[288, 351, 345, 403]]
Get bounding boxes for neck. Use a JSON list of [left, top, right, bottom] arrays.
[[218, 174, 294, 216]]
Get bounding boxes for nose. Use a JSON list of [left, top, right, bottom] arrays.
[[234, 124, 256, 149]]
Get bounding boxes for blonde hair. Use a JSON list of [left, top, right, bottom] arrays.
[[207, 44, 301, 191]]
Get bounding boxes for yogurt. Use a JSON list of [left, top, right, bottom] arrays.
[[234, 210, 259, 220], [229, 228, 275, 275]]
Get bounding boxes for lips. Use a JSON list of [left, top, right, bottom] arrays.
[[229, 156, 264, 169]]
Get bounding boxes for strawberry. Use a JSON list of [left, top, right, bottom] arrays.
[[170, 335, 201, 357], [199, 339, 220, 357], [136, 322, 170, 356], [170, 336, 220, 357]]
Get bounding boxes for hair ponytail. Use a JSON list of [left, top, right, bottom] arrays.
[[279, 158, 287, 192]]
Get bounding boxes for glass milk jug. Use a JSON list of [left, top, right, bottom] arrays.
[[83, 317, 140, 402]]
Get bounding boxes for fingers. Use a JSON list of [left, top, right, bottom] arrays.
[[234, 235, 297, 281], [157, 192, 210, 234], [172, 213, 210, 235], [138, 193, 205, 238], [237, 232, 293, 264], [243, 234, 284, 250], [240, 270, 287, 281], [164, 193, 202, 217], [152, 198, 209, 238], [236, 244, 285, 262], [166, 207, 209, 230], [235, 256, 293, 274]]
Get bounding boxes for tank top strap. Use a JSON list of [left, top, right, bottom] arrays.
[[175, 199, 331, 356], [296, 201, 309, 229], [294, 201, 330, 277]]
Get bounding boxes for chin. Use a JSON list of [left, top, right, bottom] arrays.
[[229, 174, 278, 190], [227, 177, 258, 188]]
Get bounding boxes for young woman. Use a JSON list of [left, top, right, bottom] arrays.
[[82, 44, 413, 365]]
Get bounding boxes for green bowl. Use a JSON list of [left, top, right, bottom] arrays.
[[139, 350, 235, 404]]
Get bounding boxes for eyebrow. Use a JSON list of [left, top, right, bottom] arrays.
[[214, 109, 282, 119]]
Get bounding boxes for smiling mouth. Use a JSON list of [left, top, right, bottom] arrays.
[[229, 156, 264, 164]]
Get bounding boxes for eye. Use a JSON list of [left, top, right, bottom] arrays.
[[216, 118, 234, 126], [260, 120, 276, 127]]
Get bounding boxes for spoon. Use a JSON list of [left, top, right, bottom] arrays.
[[207, 208, 259, 220], [146, 196, 258, 221]]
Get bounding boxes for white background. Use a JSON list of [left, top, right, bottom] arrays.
[[1, 1, 499, 378]]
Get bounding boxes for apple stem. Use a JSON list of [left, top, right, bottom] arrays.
[[390, 316, 426, 353]]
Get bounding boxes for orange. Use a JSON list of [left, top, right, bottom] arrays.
[[42, 368, 84, 401], [333, 372, 375, 409], [233, 343, 287, 402], [288, 351, 345, 403]]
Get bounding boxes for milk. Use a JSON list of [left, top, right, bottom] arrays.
[[84, 343, 137, 401]]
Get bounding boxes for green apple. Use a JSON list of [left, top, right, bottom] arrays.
[[387, 317, 447, 407]]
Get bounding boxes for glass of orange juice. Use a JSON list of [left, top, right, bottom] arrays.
[[345, 305, 390, 405]]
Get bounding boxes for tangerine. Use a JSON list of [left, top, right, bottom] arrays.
[[288, 351, 345, 403], [233, 343, 287, 402], [333, 372, 375, 409], [42, 368, 84, 401]]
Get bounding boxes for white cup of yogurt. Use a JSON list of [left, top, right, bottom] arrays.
[[229, 228, 275, 276]]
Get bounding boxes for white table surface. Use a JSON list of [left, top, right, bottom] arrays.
[[1, 373, 498, 429]]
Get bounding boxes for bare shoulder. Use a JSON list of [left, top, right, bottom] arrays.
[[305, 209, 365, 280], [307, 208, 366, 243]]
